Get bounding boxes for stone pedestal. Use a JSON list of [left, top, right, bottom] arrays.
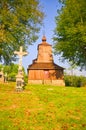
[[15, 69, 24, 91]]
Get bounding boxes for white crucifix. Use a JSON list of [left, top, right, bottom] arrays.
[[14, 46, 28, 70]]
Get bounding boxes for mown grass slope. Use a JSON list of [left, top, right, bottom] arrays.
[[0, 83, 86, 130]]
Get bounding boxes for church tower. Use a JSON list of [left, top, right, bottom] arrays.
[[27, 36, 65, 86], [36, 36, 53, 63]]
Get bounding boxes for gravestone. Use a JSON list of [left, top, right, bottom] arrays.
[[4, 73, 7, 83], [0, 68, 4, 82], [14, 46, 28, 91]]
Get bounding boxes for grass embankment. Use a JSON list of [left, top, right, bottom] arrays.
[[0, 83, 86, 130]]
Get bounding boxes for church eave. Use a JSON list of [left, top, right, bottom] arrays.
[[28, 63, 64, 70]]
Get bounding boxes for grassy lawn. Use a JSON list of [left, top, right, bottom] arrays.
[[0, 83, 86, 130]]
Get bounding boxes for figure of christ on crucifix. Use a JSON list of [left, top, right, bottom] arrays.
[[14, 46, 28, 70]]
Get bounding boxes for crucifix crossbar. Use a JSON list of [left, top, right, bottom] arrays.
[[14, 46, 28, 69]]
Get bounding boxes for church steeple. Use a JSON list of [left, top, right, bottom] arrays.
[[36, 36, 53, 63], [42, 35, 47, 43], [41, 35, 49, 45]]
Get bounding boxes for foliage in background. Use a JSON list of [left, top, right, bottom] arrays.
[[54, 0, 86, 69], [0, 0, 44, 64], [0, 63, 27, 82], [64, 75, 86, 87]]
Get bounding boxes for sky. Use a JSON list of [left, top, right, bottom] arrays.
[[22, 0, 86, 76]]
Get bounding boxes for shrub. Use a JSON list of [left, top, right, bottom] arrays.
[[64, 75, 86, 87]]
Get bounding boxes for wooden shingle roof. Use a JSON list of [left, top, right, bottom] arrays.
[[28, 62, 64, 70]]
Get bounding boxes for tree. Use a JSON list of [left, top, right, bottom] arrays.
[[53, 0, 86, 69], [0, 0, 44, 64], [0, 63, 27, 81], [0, 63, 18, 81]]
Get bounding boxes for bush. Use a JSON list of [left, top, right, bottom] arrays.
[[80, 76, 86, 87], [64, 75, 86, 87]]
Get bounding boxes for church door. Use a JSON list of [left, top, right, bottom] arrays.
[[44, 70, 50, 79]]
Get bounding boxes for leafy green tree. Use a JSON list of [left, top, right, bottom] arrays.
[[0, 0, 44, 64], [0, 63, 17, 81], [4, 63, 18, 81], [0, 63, 26, 81], [54, 0, 86, 69]]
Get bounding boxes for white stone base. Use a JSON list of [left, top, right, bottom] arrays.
[[28, 80, 43, 84], [52, 80, 65, 86], [28, 79, 65, 86]]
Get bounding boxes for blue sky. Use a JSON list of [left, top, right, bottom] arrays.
[[22, 0, 86, 76]]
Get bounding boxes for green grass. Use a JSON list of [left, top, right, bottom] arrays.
[[0, 83, 86, 130]]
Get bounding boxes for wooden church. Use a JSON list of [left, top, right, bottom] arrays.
[[27, 36, 65, 86]]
